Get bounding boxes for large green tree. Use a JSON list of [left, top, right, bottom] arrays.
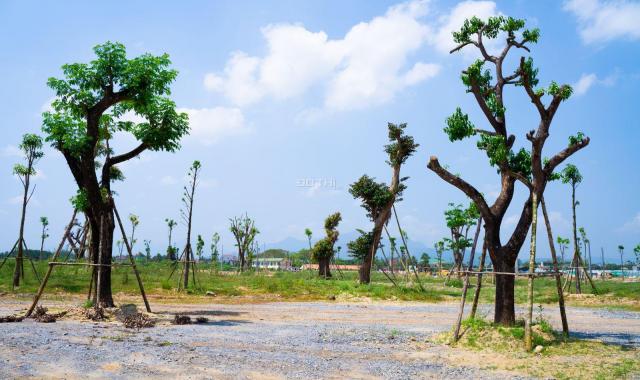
[[349, 123, 418, 284], [427, 17, 589, 325], [42, 42, 189, 306]]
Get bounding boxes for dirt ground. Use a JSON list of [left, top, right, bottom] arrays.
[[1, 298, 639, 379]]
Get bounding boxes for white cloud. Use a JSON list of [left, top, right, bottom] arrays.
[[619, 212, 640, 232], [180, 107, 249, 146], [564, 0, 640, 44], [204, 0, 440, 111], [431, 0, 498, 54], [574, 73, 598, 95], [573, 72, 617, 96]]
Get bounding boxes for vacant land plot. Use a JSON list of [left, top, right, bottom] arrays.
[[1, 299, 638, 379]]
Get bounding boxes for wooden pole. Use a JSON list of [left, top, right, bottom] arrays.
[[113, 203, 151, 313], [25, 210, 77, 317], [392, 205, 425, 292], [540, 197, 569, 337], [21, 239, 41, 284], [453, 217, 482, 342], [470, 239, 487, 319], [0, 239, 20, 272], [525, 193, 539, 351]]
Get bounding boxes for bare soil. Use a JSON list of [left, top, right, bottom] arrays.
[[0, 298, 638, 379]]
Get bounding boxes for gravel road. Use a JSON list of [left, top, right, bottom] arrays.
[[0, 300, 638, 379]]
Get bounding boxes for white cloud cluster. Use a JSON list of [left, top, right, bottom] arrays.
[[179, 107, 249, 146], [573, 72, 617, 96], [431, 0, 498, 53], [564, 0, 640, 44], [205, 0, 449, 111]]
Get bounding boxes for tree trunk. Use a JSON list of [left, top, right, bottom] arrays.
[[13, 171, 30, 288], [493, 257, 516, 326], [525, 193, 538, 351], [99, 211, 115, 307], [183, 244, 191, 289], [570, 184, 581, 293], [318, 257, 332, 278]]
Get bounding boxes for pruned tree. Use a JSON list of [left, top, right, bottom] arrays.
[[556, 236, 570, 265], [618, 245, 625, 279], [39, 216, 49, 261], [128, 214, 139, 255], [434, 240, 445, 276], [310, 212, 342, 278], [634, 244, 640, 267], [211, 232, 221, 270], [229, 214, 259, 272], [11, 133, 44, 287], [42, 42, 189, 306], [349, 123, 418, 284], [347, 229, 374, 265], [143, 239, 151, 261], [165, 218, 177, 261], [196, 234, 205, 262], [419, 252, 431, 272], [561, 164, 584, 292], [442, 202, 479, 277], [305, 228, 313, 250], [180, 160, 201, 288], [579, 227, 592, 274], [426, 17, 589, 325]]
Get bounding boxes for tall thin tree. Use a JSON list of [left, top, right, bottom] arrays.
[[165, 218, 177, 261], [561, 164, 584, 293], [349, 123, 418, 284], [12, 133, 44, 287], [180, 160, 201, 288], [39, 216, 49, 261]]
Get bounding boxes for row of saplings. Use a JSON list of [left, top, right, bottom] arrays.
[[1, 16, 604, 347]]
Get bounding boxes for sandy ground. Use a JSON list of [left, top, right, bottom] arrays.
[[0, 299, 639, 379]]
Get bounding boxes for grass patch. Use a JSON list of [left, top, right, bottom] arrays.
[[431, 316, 640, 379], [0, 261, 638, 310]]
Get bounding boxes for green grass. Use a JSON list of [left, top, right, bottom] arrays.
[[0, 260, 638, 310]]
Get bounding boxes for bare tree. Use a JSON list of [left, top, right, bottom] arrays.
[[229, 214, 259, 272], [180, 161, 201, 288], [39, 216, 49, 261]]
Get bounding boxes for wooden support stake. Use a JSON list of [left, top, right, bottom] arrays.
[[25, 210, 77, 317], [0, 240, 20, 272], [453, 217, 482, 342], [525, 193, 538, 352], [541, 197, 569, 337], [113, 203, 151, 313], [392, 205, 425, 292], [470, 239, 487, 319]]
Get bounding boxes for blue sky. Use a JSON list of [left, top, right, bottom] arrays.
[[0, 0, 638, 261]]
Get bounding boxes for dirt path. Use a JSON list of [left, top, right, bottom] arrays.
[[1, 300, 638, 379]]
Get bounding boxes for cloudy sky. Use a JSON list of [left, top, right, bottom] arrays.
[[0, 0, 638, 261]]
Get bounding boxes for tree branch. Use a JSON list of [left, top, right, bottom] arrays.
[[427, 156, 492, 220], [519, 57, 546, 118], [543, 137, 590, 176], [106, 143, 148, 167]]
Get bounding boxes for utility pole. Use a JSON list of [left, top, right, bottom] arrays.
[[601, 247, 605, 279]]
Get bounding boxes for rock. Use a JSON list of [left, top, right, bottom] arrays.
[[205, 291, 217, 297], [119, 304, 138, 317], [328, 295, 336, 301], [534, 345, 544, 354]]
